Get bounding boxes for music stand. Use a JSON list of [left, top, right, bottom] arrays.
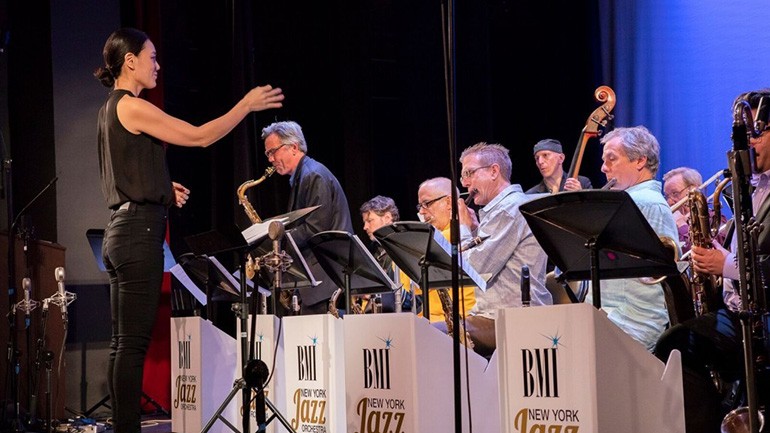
[[372, 222, 486, 320], [175, 253, 250, 319], [184, 208, 318, 433], [307, 231, 400, 314], [518, 190, 679, 308]]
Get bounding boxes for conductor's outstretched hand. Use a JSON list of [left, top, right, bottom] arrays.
[[245, 85, 284, 112]]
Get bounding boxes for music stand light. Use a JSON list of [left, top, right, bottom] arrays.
[[519, 190, 678, 308]]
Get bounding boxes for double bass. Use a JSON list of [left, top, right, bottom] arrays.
[[566, 86, 616, 182]]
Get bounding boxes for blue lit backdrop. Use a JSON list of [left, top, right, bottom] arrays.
[[604, 1, 770, 184]]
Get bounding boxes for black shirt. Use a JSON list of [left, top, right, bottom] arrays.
[[97, 89, 173, 209]]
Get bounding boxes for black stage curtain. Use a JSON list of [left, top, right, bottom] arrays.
[[156, 0, 605, 253]]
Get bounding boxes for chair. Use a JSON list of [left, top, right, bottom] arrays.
[[660, 269, 696, 326], [544, 271, 582, 304]]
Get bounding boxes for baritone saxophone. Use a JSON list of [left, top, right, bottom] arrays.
[[686, 177, 730, 316]]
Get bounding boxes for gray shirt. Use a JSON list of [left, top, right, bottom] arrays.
[[462, 184, 551, 319]]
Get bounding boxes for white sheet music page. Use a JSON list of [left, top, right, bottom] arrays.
[[431, 229, 487, 291], [241, 217, 287, 245], [169, 264, 207, 305]]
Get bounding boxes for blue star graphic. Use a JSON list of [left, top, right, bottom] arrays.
[[257, 333, 264, 343], [309, 335, 319, 346], [377, 335, 395, 349], [541, 330, 565, 349]]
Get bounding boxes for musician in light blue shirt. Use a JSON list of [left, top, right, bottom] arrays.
[[588, 126, 680, 350], [457, 142, 551, 356]]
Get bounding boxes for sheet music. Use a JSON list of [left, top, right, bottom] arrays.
[[431, 229, 488, 292], [241, 217, 290, 245], [170, 264, 207, 305]]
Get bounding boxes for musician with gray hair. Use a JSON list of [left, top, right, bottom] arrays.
[[262, 120, 353, 314], [457, 142, 550, 356], [592, 125, 679, 351]]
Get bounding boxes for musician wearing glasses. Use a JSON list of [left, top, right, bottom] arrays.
[[656, 89, 770, 433], [261, 120, 353, 314], [663, 167, 728, 254], [593, 126, 679, 351], [663, 167, 702, 253], [358, 195, 417, 314], [416, 177, 477, 323], [456, 142, 551, 356], [526, 138, 593, 194]]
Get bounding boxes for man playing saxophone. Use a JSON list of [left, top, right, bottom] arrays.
[[655, 89, 770, 433], [416, 177, 477, 324], [261, 120, 353, 315]]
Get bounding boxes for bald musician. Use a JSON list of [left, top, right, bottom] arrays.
[[416, 177, 477, 323]]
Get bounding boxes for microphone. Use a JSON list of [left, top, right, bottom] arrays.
[[55, 267, 67, 324], [521, 265, 531, 307], [23, 277, 31, 326]]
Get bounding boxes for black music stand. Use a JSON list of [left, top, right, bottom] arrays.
[[185, 208, 318, 433], [372, 222, 486, 320], [175, 253, 243, 319], [307, 231, 400, 314], [184, 223, 295, 433], [519, 190, 678, 308]]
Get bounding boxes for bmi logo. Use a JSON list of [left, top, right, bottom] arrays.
[[178, 339, 191, 369], [363, 348, 391, 389], [254, 338, 263, 360], [521, 332, 563, 398], [297, 344, 317, 381]]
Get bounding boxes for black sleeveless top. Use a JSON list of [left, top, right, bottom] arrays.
[[97, 89, 173, 209]]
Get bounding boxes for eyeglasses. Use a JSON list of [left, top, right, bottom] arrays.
[[416, 195, 447, 211], [664, 186, 691, 201], [265, 143, 290, 158], [460, 165, 492, 180]]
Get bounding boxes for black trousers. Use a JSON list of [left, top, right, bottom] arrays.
[[102, 203, 167, 433], [655, 308, 744, 433]]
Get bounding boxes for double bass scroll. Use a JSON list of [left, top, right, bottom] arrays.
[[566, 86, 616, 179]]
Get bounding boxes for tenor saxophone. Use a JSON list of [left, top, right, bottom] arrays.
[[237, 166, 276, 225], [437, 288, 474, 349], [237, 167, 276, 312]]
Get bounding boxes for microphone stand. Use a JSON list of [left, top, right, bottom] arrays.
[[2, 175, 57, 432], [2, 127, 24, 433], [440, 0, 464, 432]]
